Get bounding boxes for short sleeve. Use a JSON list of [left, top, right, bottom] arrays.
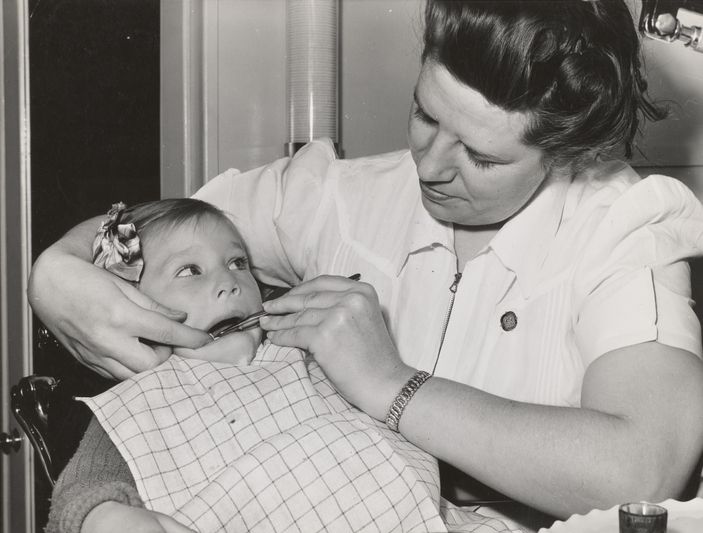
[[573, 175, 703, 366], [193, 138, 338, 287]]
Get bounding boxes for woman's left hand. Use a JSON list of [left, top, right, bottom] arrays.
[[260, 275, 415, 420]]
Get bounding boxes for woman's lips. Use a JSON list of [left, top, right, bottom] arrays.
[[420, 183, 453, 202]]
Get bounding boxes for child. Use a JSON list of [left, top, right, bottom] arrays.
[[47, 199, 517, 533]]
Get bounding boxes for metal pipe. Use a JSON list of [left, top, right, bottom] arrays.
[[285, 0, 339, 156]]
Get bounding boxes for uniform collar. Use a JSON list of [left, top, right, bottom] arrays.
[[394, 180, 454, 275], [488, 169, 571, 296], [395, 164, 571, 296]]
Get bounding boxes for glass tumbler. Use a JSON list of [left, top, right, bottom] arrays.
[[619, 502, 667, 533]]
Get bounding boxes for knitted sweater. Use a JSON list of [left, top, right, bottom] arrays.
[[46, 416, 141, 533]]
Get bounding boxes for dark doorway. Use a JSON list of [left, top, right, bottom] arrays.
[[28, 0, 160, 527]]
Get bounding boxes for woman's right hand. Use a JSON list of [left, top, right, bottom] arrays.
[[261, 275, 415, 421], [28, 244, 211, 380], [81, 502, 196, 533]]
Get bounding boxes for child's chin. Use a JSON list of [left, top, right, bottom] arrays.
[[174, 328, 261, 364]]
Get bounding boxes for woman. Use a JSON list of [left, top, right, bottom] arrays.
[[29, 1, 703, 530]]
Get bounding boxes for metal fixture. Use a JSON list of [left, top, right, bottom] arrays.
[[640, 0, 703, 53], [10, 375, 59, 485], [0, 428, 22, 454]]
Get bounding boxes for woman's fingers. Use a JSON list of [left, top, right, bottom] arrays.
[[45, 276, 210, 379], [263, 291, 336, 315], [263, 274, 372, 315], [120, 282, 187, 321], [73, 334, 168, 380], [66, 282, 211, 379], [59, 336, 137, 380], [284, 274, 362, 294], [265, 324, 318, 353], [261, 308, 323, 331], [89, 318, 208, 379], [129, 308, 211, 349], [29, 250, 208, 379], [258, 274, 407, 420], [119, 283, 211, 348]]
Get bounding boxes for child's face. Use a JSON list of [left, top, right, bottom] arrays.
[[138, 214, 263, 363]]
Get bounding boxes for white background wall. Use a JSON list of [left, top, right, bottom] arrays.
[[205, 0, 422, 173], [202, 0, 703, 196]]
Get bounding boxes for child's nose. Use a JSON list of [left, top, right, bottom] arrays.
[[218, 286, 239, 298], [216, 275, 240, 299]]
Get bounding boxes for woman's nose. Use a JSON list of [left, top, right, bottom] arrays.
[[416, 132, 457, 183]]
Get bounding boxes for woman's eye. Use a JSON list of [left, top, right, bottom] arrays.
[[176, 265, 201, 277], [413, 105, 437, 126], [462, 146, 495, 170], [228, 257, 249, 270], [468, 156, 494, 170]]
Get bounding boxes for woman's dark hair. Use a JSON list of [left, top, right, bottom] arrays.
[[122, 198, 232, 245], [422, 0, 666, 166]]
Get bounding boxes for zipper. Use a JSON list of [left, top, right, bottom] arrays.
[[431, 272, 462, 374]]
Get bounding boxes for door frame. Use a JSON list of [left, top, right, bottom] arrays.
[[1, 2, 209, 530], [1, 0, 34, 532]]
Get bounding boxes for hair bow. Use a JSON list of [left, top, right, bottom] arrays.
[[92, 202, 144, 282]]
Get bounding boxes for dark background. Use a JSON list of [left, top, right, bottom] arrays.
[[28, 0, 160, 527]]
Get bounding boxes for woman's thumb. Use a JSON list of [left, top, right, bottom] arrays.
[[119, 282, 188, 321]]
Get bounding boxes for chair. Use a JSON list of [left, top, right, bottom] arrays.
[[11, 375, 59, 486]]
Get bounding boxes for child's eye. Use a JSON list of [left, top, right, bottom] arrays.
[[176, 265, 201, 277], [228, 257, 249, 270]]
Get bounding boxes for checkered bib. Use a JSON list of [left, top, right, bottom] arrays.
[[83, 343, 518, 533]]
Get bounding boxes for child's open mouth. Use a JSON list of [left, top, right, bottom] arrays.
[[207, 311, 266, 340]]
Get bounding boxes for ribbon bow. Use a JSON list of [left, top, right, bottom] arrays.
[[92, 202, 144, 282]]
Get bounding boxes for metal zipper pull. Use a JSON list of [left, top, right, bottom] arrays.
[[449, 272, 462, 293]]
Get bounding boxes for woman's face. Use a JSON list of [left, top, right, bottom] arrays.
[[138, 214, 263, 363], [408, 60, 549, 226]]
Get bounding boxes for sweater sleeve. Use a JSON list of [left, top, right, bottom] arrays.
[[46, 416, 143, 533]]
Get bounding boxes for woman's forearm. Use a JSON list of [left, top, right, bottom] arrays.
[[44, 215, 102, 260], [400, 380, 632, 517], [397, 343, 703, 518], [28, 215, 102, 303]]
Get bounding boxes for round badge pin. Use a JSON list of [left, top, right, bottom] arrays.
[[500, 311, 517, 332]]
